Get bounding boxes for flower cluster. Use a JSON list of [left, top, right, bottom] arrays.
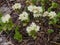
[[12, 3, 21, 10], [0, 0, 59, 42], [19, 11, 29, 22], [43, 11, 57, 19], [28, 5, 43, 17], [48, 11, 56, 19], [1, 14, 11, 23], [26, 22, 40, 35], [43, 11, 49, 17]]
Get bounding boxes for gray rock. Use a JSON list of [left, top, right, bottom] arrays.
[[0, 36, 14, 45], [0, 6, 11, 15]]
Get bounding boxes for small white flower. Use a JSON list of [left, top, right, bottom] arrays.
[[32, 6, 43, 14], [19, 11, 29, 21], [30, 22, 40, 32], [28, 5, 43, 18], [43, 11, 49, 17], [28, 5, 35, 12], [33, 13, 42, 17], [26, 26, 32, 33], [37, 6, 43, 13], [12, 3, 21, 10], [48, 11, 56, 19], [26, 22, 40, 33], [1, 14, 11, 23], [28, 5, 43, 13]]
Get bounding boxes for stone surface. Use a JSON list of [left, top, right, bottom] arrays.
[[0, 36, 14, 45]]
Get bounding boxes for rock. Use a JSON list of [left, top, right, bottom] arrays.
[[0, 6, 11, 15], [0, 36, 14, 45], [0, 38, 2, 42]]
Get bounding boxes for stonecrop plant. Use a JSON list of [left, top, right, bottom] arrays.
[[12, 3, 21, 10], [0, 0, 60, 42], [26, 22, 40, 39], [28, 5, 43, 17], [12, 3, 21, 13], [19, 11, 29, 22], [0, 13, 14, 32]]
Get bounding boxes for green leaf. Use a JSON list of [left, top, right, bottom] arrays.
[[0, 26, 2, 32], [14, 26, 22, 42], [40, 0, 49, 6], [7, 19, 14, 30], [49, 18, 58, 25], [48, 7, 52, 12], [47, 29, 54, 34], [57, 12, 60, 18], [48, 2, 59, 12], [29, 30, 36, 39], [0, 12, 3, 18], [51, 2, 59, 8], [31, 0, 36, 4]]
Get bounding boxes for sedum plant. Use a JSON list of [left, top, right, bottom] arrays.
[[48, 2, 59, 12], [26, 22, 40, 39], [0, 0, 60, 42], [19, 11, 29, 22], [47, 29, 54, 34], [12, 3, 21, 13], [43, 11, 56, 19], [12, 3, 21, 10], [43, 11, 59, 25], [28, 5, 43, 18], [48, 11, 57, 19], [14, 26, 22, 42], [1, 14, 11, 23], [48, 11, 59, 25], [43, 11, 49, 17], [19, 11, 29, 26], [0, 14, 14, 32]]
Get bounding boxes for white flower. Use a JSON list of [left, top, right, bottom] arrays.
[[26, 22, 40, 33], [1, 14, 11, 23], [28, 5, 43, 17], [43, 11, 49, 17], [26, 26, 32, 33], [28, 5, 35, 12], [32, 6, 43, 14], [28, 5, 43, 13], [37, 6, 43, 13], [12, 3, 21, 10], [33, 13, 42, 17], [48, 11, 56, 19], [19, 11, 29, 21]]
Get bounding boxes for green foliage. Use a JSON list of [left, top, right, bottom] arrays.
[[51, 2, 59, 8], [0, 12, 3, 32], [47, 29, 54, 34], [0, 19, 14, 31], [29, 30, 36, 39], [49, 17, 59, 25], [54, 12, 60, 24], [0, 0, 60, 42], [0, 12, 3, 22], [0, 13, 14, 32], [40, 0, 49, 5], [14, 26, 22, 42], [40, 0, 49, 11], [31, 0, 36, 4], [57, 12, 60, 18], [48, 2, 59, 12], [48, 7, 52, 12], [0, 12, 2, 17], [49, 12, 60, 25]]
